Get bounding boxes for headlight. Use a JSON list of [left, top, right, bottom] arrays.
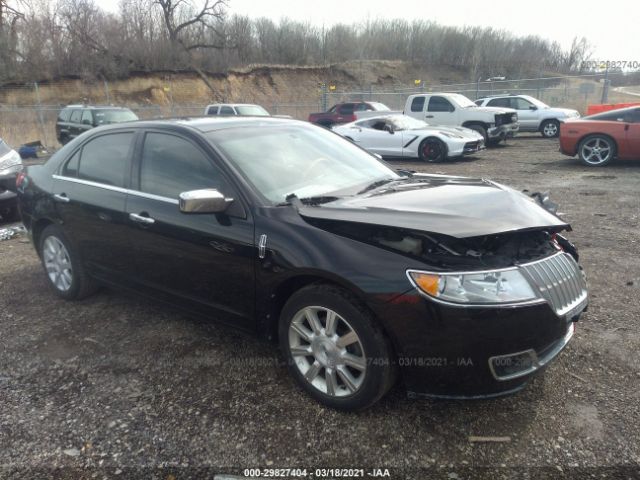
[[407, 268, 538, 305], [439, 131, 463, 139], [0, 150, 22, 176]]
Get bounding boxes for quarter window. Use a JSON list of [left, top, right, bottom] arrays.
[[58, 109, 72, 122], [428, 96, 453, 112], [77, 133, 134, 187], [62, 150, 80, 177], [139, 133, 228, 199]]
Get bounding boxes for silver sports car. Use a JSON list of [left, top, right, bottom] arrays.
[[332, 114, 485, 162]]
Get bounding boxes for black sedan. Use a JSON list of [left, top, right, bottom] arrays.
[[17, 117, 588, 410]]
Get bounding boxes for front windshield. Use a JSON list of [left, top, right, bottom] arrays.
[[524, 96, 549, 108], [369, 102, 390, 111], [387, 115, 429, 130], [94, 109, 138, 125], [449, 94, 477, 108], [235, 105, 270, 116], [208, 125, 399, 204]]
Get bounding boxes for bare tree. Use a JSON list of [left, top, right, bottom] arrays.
[[152, 0, 229, 95]]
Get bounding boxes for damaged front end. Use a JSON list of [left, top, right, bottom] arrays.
[[304, 217, 575, 271]]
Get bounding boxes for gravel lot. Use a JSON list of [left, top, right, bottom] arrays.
[[1, 136, 639, 479]]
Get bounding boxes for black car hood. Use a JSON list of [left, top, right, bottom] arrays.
[[298, 175, 569, 238]]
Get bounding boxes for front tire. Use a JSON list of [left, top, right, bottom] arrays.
[[540, 119, 560, 138], [418, 138, 448, 162], [578, 135, 616, 167], [39, 224, 97, 300], [279, 284, 396, 410]]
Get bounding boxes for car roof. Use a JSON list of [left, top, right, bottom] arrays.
[[206, 103, 264, 107], [87, 116, 306, 134], [63, 105, 132, 110]]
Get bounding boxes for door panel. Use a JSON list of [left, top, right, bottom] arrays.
[[356, 126, 403, 156], [125, 131, 256, 328], [52, 131, 137, 279]]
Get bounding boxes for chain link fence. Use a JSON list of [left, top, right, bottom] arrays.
[[1, 72, 638, 148]]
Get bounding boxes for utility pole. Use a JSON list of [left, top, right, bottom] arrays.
[[600, 65, 610, 104]]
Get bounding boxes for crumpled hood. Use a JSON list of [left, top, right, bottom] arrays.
[[298, 174, 568, 238]]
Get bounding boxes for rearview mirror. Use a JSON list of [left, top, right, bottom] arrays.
[[179, 189, 233, 214]]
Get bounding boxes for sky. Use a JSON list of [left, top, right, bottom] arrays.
[[100, 0, 640, 61]]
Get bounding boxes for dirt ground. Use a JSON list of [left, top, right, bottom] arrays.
[[1, 135, 639, 480]]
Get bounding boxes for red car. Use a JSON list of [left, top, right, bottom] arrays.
[[308, 102, 390, 127], [560, 106, 640, 166]]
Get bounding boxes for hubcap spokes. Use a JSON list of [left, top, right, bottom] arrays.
[[544, 124, 557, 136], [43, 237, 73, 291], [289, 306, 366, 397], [582, 138, 611, 164]]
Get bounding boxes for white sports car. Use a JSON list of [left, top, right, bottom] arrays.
[[332, 114, 485, 162]]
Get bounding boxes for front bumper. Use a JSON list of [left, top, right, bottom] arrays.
[[488, 122, 519, 140], [448, 139, 486, 157], [372, 290, 584, 399]]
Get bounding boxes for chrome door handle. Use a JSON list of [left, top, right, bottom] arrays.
[[129, 212, 155, 225], [53, 193, 70, 203]]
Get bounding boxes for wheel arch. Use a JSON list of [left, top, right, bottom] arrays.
[[462, 120, 488, 129], [260, 272, 398, 354], [32, 218, 56, 256]]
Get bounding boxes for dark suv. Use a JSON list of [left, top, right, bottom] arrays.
[[56, 105, 138, 145]]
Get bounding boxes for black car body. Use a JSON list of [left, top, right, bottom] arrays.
[[17, 117, 588, 409], [0, 138, 22, 220], [55, 105, 138, 145]]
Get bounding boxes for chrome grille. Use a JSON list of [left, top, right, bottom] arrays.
[[520, 253, 588, 317]]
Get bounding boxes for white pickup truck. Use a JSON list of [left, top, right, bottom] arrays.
[[404, 93, 519, 144]]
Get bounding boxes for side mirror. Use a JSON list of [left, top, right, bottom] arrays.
[[179, 188, 233, 214], [529, 105, 538, 110], [384, 125, 394, 134], [449, 106, 455, 112]]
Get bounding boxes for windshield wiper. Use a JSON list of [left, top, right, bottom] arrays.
[[279, 193, 340, 207], [357, 178, 400, 194]]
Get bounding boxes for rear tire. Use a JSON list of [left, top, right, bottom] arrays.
[[578, 135, 616, 167], [39, 224, 98, 300], [540, 119, 560, 138], [279, 284, 396, 411], [418, 138, 448, 162]]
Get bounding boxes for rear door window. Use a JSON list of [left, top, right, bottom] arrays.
[[81, 110, 93, 125], [69, 110, 82, 123], [487, 98, 511, 108], [207, 106, 219, 115], [77, 132, 135, 187], [220, 106, 235, 115], [338, 104, 355, 115], [410, 97, 425, 112]]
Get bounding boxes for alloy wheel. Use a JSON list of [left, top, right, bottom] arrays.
[[43, 236, 73, 292], [421, 140, 443, 161], [288, 306, 367, 397], [542, 122, 558, 137], [581, 137, 612, 165]]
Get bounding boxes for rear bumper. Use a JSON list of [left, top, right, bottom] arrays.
[[0, 173, 18, 209]]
